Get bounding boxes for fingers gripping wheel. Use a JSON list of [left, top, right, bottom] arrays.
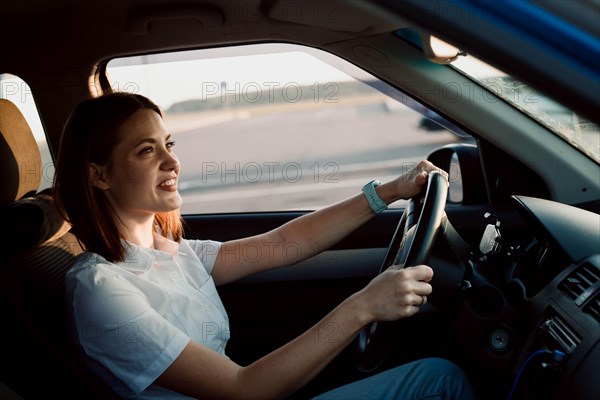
[[357, 171, 448, 372]]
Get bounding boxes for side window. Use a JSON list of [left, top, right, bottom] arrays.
[[106, 44, 471, 214], [0, 74, 54, 191]]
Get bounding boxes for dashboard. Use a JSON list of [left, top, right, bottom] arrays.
[[458, 195, 599, 399]]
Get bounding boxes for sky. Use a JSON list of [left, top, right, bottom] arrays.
[[107, 49, 356, 110]]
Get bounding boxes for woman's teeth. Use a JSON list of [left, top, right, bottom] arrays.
[[160, 179, 176, 187]]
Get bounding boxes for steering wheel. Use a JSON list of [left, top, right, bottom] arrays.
[[357, 171, 448, 372]]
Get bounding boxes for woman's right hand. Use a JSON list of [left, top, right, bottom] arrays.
[[355, 265, 433, 323]]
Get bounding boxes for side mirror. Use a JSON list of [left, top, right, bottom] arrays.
[[448, 152, 463, 203], [427, 144, 487, 205]]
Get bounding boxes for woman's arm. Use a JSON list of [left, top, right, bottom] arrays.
[[211, 160, 446, 285], [156, 265, 434, 399]]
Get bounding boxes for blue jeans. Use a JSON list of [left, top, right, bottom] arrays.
[[313, 358, 476, 400]]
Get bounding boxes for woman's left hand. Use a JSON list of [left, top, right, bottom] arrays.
[[393, 160, 448, 199]]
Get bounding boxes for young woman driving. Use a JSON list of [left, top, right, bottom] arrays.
[[54, 92, 475, 399]]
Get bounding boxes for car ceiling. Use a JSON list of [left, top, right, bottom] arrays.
[[0, 0, 404, 72]]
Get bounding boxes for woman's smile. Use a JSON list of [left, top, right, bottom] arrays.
[[158, 178, 178, 192]]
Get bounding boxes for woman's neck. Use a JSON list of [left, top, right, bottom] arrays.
[[117, 214, 156, 249]]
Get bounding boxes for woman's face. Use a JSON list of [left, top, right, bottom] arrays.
[[92, 109, 182, 221]]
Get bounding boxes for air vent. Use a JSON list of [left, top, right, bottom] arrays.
[[583, 294, 600, 324], [559, 264, 599, 301], [541, 314, 581, 353]]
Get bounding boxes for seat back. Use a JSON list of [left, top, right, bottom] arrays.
[[0, 99, 41, 206], [0, 99, 119, 398]]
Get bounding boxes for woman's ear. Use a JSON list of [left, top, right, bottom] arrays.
[[89, 163, 110, 190]]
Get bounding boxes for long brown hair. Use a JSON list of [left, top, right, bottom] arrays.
[[54, 92, 183, 262]]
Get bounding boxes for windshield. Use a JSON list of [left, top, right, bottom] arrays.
[[451, 55, 600, 164]]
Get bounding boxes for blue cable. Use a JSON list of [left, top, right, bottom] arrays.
[[506, 349, 566, 400]]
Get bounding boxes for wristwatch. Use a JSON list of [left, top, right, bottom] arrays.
[[362, 180, 387, 214]]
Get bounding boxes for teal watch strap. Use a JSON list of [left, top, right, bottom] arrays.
[[362, 180, 387, 214]]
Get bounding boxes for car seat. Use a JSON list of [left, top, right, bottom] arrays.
[[0, 98, 119, 398]]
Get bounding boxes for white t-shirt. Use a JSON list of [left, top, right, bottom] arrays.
[[65, 235, 226, 399]]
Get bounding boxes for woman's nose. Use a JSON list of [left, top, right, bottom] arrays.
[[161, 149, 179, 172]]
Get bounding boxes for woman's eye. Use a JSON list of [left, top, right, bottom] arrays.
[[139, 146, 153, 155], [166, 140, 176, 149]]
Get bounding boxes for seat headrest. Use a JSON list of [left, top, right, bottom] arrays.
[[0, 99, 42, 207], [2, 190, 72, 257]]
